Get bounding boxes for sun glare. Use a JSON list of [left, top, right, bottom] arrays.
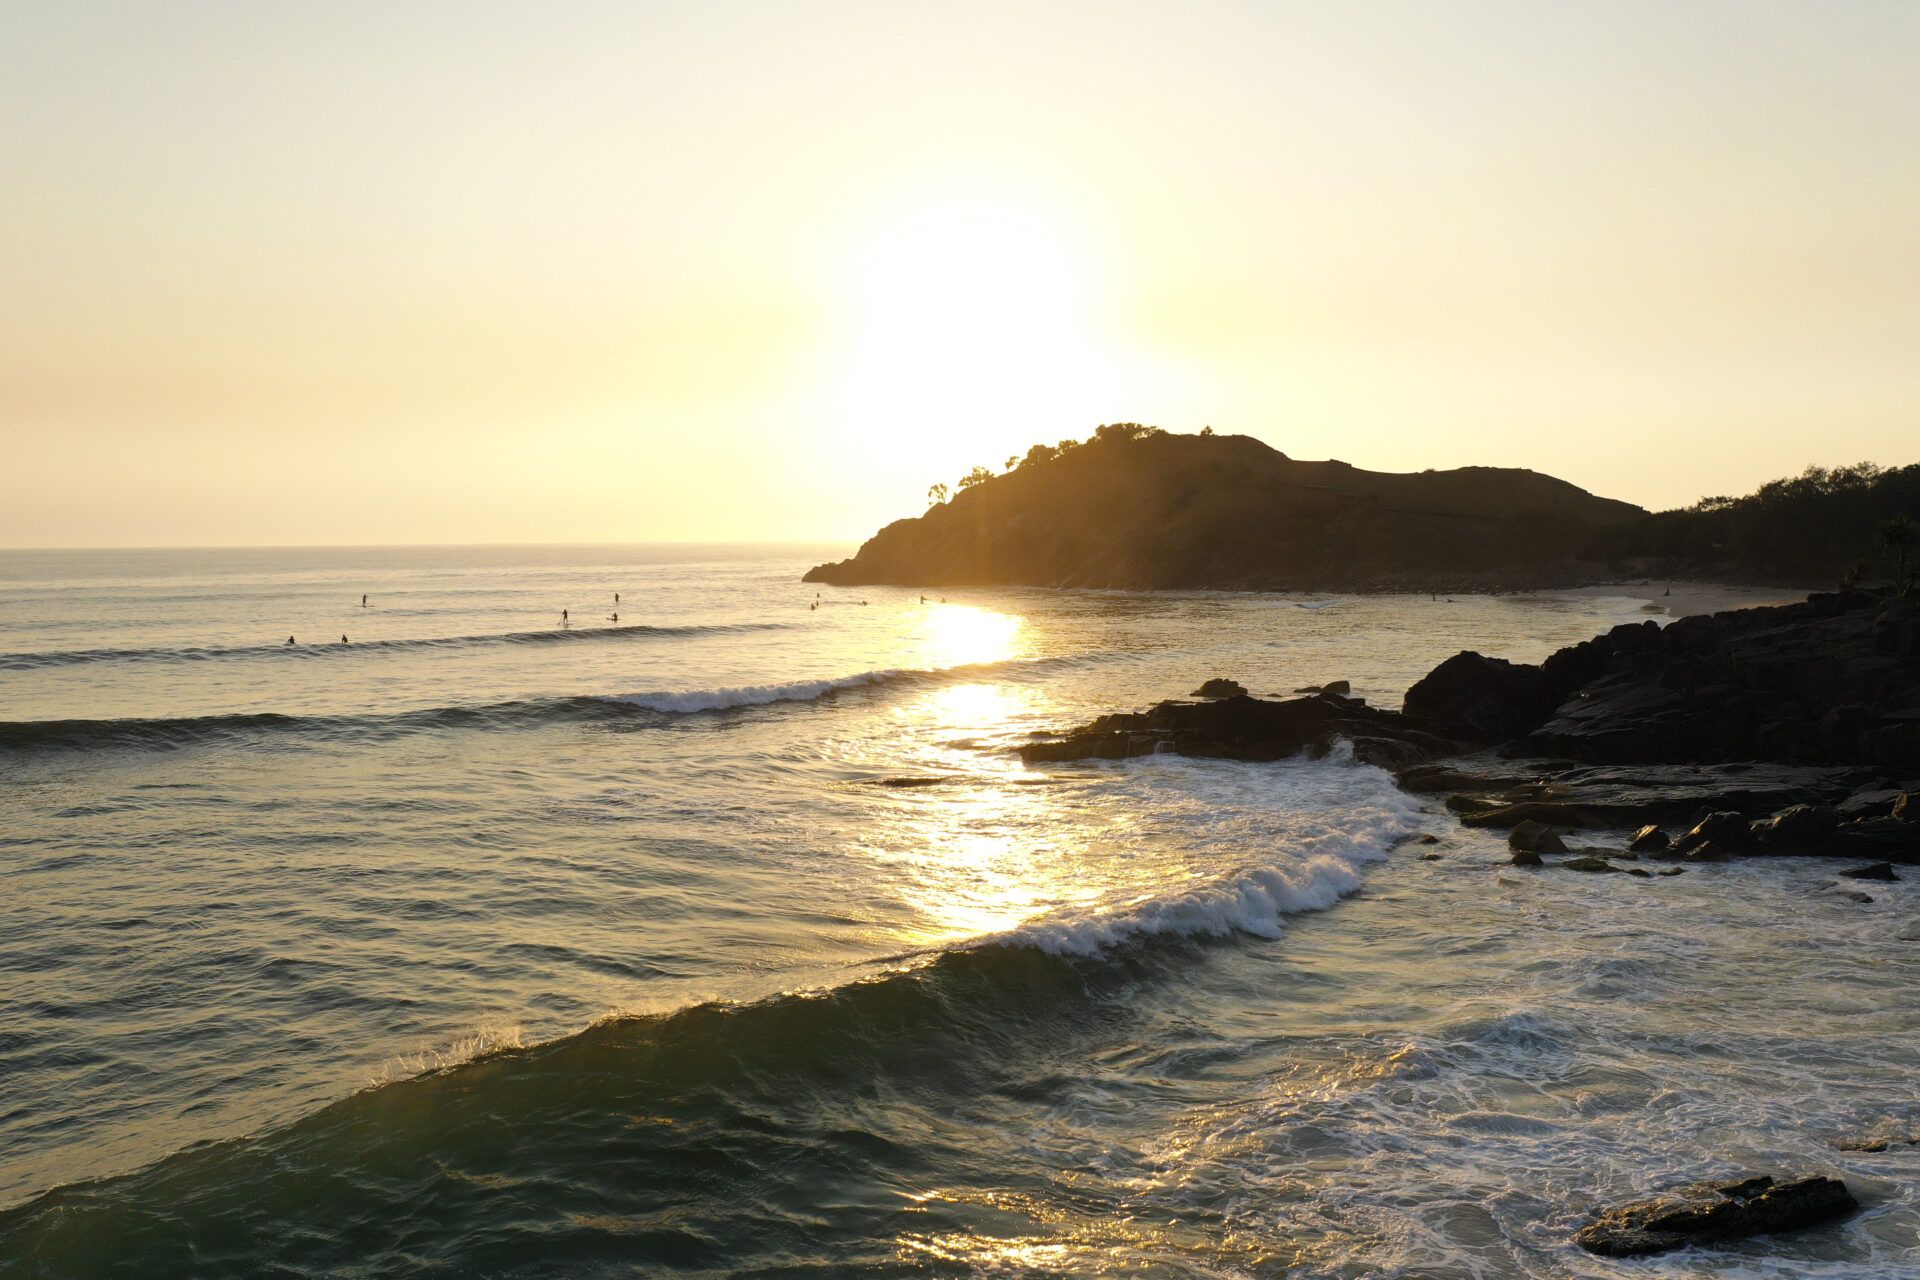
[[922, 603, 1020, 667], [812, 184, 1157, 480]]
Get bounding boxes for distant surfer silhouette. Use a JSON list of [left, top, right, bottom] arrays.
[[286, 636, 295, 645], [614, 592, 620, 603], [562, 609, 568, 622], [610, 613, 619, 622], [340, 634, 348, 644]]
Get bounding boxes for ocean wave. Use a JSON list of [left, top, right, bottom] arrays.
[[0, 655, 1102, 753], [0, 621, 790, 672], [605, 654, 1096, 714]]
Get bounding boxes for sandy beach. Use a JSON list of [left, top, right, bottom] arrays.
[[1557, 579, 1819, 620]]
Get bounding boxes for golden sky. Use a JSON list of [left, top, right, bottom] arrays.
[[4, 1, 1918, 546]]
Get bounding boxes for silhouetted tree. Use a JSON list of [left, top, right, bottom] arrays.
[[927, 482, 949, 508], [956, 466, 995, 490], [1880, 516, 1919, 590]]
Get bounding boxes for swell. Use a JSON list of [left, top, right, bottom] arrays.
[[0, 779, 1404, 1275], [0, 654, 1101, 754], [0, 621, 791, 672], [0, 931, 1211, 1273]]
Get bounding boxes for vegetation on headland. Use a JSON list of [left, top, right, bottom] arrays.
[[1595, 461, 1920, 587], [812, 426, 1920, 592]]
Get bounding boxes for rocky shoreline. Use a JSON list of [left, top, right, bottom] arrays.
[[1021, 586, 1920, 869], [1017, 586, 1919, 1256]]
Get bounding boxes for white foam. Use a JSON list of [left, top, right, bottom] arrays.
[[978, 751, 1422, 957]]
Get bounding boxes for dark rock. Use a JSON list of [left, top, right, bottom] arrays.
[[1626, 867, 1653, 877], [1685, 842, 1735, 862], [1560, 856, 1622, 873], [1510, 849, 1543, 867], [1394, 763, 1530, 793], [1839, 788, 1907, 819], [1840, 862, 1898, 881], [1895, 791, 1917, 822], [1758, 803, 1840, 846], [1521, 593, 1920, 772], [1404, 651, 1556, 743], [1508, 820, 1568, 855], [1319, 679, 1351, 696], [1629, 824, 1670, 853], [1420, 852, 1442, 861], [1459, 801, 1601, 829], [1823, 817, 1920, 865], [1017, 692, 1462, 767], [1415, 833, 1439, 844], [1845, 891, 1875, 903], [1673, 811, 1754, 856], [1657, 867, 1687, 876], [1575, 1175, 1856, 1258], [1191, 678, 1247, 699]]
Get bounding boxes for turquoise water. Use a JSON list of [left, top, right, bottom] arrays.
[[2, 546, 1916, 1277]]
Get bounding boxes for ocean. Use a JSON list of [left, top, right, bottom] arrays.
[[1, 544, 1915, 1278]]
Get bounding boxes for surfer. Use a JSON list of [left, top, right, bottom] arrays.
[[615, 592, 620, 603], [610, 613, 619, 622], [562, 609, 568, 622], [360, 594, 367, 607], [286, 636, 295, 645], [340, 634, 348, 644]]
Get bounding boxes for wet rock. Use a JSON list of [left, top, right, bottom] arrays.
[[1673, 811, 1754, 856], [1625, 867, 1653, 877], [1510, 849, 1543, 867], [1896, 921, 1920, 941], [1575, 1175, 1856, 1258], [1508, 820, 1567, 856], [1415, 833, 1439, 844], [1191, 678, 1247, 699], [1845, 891, 1875, 903], [1459, 801, 1601, 830], [1420, 852, 1442, 861], [1320, 680, 1351, 696], [1560, 856, 1622, 873], [1018, 691, 1462, 766], [1895, 791, 1917, 822], [1657, 867, 1687, 876], [1629, 824, 1670, 853], [1833, 1130, 1918, 1152], [1839, 862, 1898, 881], [1394, 763, 1531, 793]]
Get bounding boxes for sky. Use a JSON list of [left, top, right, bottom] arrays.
[[3, 0, 1918, 547]]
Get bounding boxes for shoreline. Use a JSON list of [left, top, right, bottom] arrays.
[[1552, 579, 1822, 620]]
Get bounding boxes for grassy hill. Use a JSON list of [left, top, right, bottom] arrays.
[[805, 426, 1645, 590]]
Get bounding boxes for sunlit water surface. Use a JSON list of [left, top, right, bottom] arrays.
[[1, 545, 1915, 1277]]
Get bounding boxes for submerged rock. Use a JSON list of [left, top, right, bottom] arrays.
[[1840, 862, 1899, 881], [1560, 855, 1622, 873], [1576, 1175, 1856, 1257]]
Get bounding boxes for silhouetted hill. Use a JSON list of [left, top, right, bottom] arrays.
[[805, 427, 1645, 590]]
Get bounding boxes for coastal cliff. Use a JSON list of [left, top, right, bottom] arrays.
[[804, 429, 1644, 590]]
